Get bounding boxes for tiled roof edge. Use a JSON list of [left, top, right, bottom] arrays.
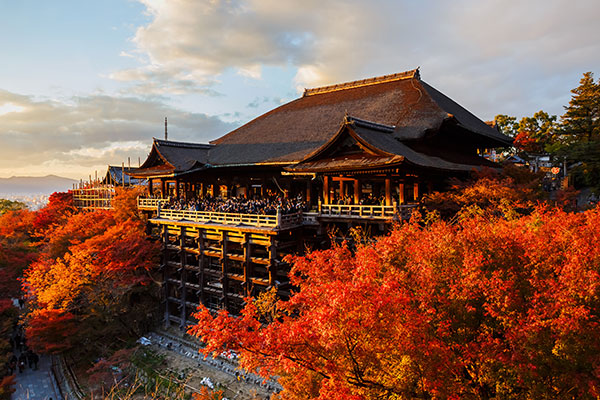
[[345, 115, 395, 133], [303, 68, 420, 97]]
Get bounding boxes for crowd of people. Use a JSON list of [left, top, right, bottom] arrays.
[[332, 193, 388, 206], [161, 195, 308, 215], [6, 326, 39, 375]]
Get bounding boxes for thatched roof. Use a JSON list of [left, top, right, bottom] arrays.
[[208, 69, 511, 166], [132, 69, 511, 178]]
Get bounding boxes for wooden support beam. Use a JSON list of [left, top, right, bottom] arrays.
[[162, 225, 170, 327], [175, 180, 180, 199], [268, 241, 277, 286], [385, 177, 392, 206], [179, 226, 187, 328], [161, 180, 166, 197], [354, 179, 361, 204], [220, 231, 229, 310], [148, 178, 153, 196], [399, 183, 405, 205], [306, 180, 311, 205], [243, 233, 252, 297], [339, 179, 345, 202], [413, 182, 419, 202], [197, 228, 205, 305], [323, 176, 329, 205]]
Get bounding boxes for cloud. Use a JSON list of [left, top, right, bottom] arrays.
[[246, 96, 281, 109], [113, 0, 600, 119], [0, 90, 234, 178]]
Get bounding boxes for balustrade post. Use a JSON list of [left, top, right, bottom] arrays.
[[276, 206, 282, 227]]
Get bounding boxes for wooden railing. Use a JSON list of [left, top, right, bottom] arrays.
[[319, 203, 417, 220], [72, 188, 114, 210], [138, 198, 417, 228], [138, 197, 170, 209], [157, 209, 280, 228], [139, 198, 303, 229]]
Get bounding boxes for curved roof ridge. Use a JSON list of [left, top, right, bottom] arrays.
[[154, 138, 213, 149], [303, 68, 420, 97]]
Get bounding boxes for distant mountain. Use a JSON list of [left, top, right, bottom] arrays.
[[0, 175, 78, 196]]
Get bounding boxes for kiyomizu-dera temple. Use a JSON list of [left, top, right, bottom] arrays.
[[125, 69, 512, 323]]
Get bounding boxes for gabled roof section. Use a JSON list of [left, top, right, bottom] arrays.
[[416, 81, 513, 146], [103, 166, 146, 185], [286, 116, 499, 173], [208, 69, 511, 166], [131, 138, 213, 178]]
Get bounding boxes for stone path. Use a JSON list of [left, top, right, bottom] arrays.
[[12, 354, 62, 400]]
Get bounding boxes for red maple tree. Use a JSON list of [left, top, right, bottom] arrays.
[[190, 206, 600, 399]]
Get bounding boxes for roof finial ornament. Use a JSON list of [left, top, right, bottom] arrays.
[[343, 110, 354, 126], [165, 117, 168, 140]]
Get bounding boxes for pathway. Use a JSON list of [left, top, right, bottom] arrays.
[[12, 354, 61, 400]]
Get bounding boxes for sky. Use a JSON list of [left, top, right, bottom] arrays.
[[0, 0, 599, 179]]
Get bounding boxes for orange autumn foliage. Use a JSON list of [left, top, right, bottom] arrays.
[[0, 209, 37, 297], [22, 189, 160, 356], [190, 206, 600, 400], [32, 191, 75, 233], [422, 166, 546, 219]]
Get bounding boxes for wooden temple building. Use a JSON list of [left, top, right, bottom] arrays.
[[72, 165, 146, 209], [96, 69, 511, 325]]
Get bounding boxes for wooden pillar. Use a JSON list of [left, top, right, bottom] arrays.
[[413, 182, 419, 202], [339, 179, 345, 201], [354, 179, 360, 204], [220, 231, 229, 310], [385, 177, 392, 206], [174, 180, 180, 199], [161, 180, 166, 197], [243, 233, 252, 297], [398, 183, 405, 205], [323, 176, 329, 205], [306, 180, 312, 205], [268, 240, 277, 286], [148, 178, 153, 196], [197, 228, 205, 306], [284, 179, 290, 199], [179, 226, 187, 328], [162, 225, 170, 327]]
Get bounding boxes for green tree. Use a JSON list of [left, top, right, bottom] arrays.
[[557, 72, 600, 190], [0, 199, 26, 215], [494, 114, 519, 137], [514, 110, 558, 154], [561, 72, 600, 143]]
